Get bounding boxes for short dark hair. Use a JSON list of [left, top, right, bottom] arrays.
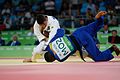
[[44, 52, 55, 62], [36, 14, 46, 24]]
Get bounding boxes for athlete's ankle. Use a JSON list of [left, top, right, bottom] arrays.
[[109, 45, 120, 56]]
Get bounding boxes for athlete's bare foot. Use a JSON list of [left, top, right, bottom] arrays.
[[112, 45, 120, 56], [95, 11, 107, 19]]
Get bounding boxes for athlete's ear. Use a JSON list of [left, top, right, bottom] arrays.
[[44, 52, 55, 62]]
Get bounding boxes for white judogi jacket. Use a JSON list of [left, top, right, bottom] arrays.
[[34, 16, 60, 43], [33, 16, 60, 54]]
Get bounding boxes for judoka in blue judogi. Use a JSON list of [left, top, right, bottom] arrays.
[[44, 11, 120, 62]]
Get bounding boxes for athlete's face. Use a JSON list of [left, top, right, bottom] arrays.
[[41, 17, 48, 30]]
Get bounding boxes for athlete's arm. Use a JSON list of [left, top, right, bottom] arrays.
[[33, 21, 46, 42], [44, 18, 60, 46]]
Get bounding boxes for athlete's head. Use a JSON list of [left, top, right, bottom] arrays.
[[44, 52, 55, 62], [36, 14, 46, 24], [36, 14, 48, 30]]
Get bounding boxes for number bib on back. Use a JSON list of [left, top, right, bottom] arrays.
[[49, 36, 74, 60]]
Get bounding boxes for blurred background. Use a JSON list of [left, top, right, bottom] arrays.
[[0, 0, 120, 58]]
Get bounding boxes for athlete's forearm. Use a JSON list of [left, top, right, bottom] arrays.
[[46, 27, 58, 45]]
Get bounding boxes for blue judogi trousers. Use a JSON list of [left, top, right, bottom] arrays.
[[72, 17, 114, 61]]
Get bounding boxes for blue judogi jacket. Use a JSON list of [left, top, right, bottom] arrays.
[[45, 29, 77, 62]]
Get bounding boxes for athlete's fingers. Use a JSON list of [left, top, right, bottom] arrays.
[[23, 58, 32, 63]]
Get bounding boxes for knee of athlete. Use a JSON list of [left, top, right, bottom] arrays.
[[93, 59, 101, 62], [92, 57, 108, 62]]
